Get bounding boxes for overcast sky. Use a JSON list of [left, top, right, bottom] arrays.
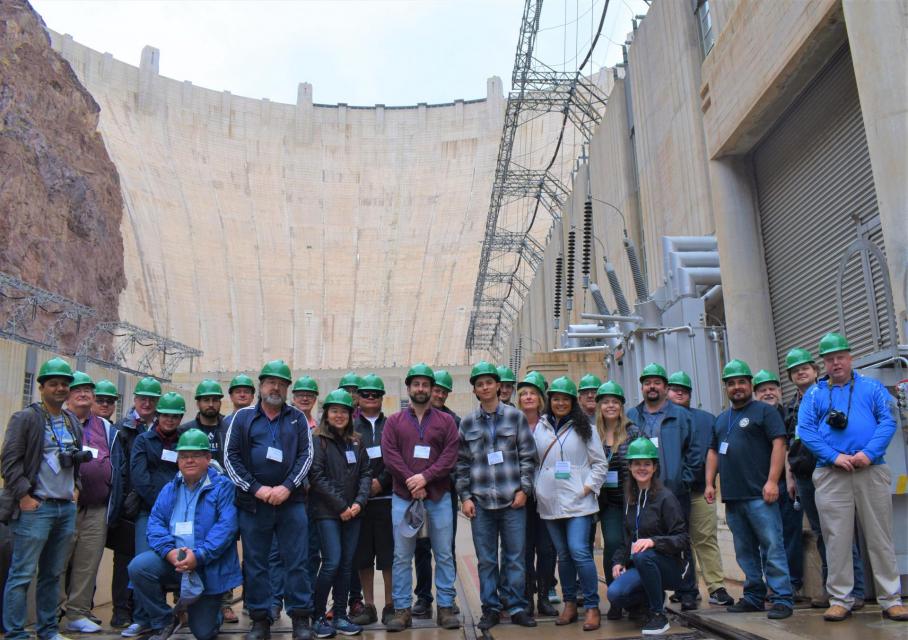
[[32, 0, 650, 106]]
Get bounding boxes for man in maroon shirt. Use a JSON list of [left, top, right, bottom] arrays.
[[381, 364, 460, 632]]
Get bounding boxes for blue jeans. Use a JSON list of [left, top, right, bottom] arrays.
[[415, 491, 458, 603], [3, 500, 76, 640], [598, 504, 624, 585], [239, 501, 311, 618], [314, 519, 361, 618], [269, 535, 285, 610], [471, 504, 527, 614], [390, 494, 456, 609], [128, 551, 223, 639], [760, 486, 804, 590], [607, 549, 682, 614], [132, 511, 153, 626], [725, 499, 793, 608], [795, 476, 865, 597], [546, 515, 599, 609]]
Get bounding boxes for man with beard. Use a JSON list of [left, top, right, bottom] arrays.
[[381, 364, 460, 632], [225, 360, 314, 640]]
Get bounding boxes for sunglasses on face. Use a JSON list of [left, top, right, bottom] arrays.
[[359, 391, 384, 400], [95, 398, 117, 405]]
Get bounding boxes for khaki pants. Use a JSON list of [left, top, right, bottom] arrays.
[[690, 491, 725, 593], [62, 504, 108, 620], [813, 464, 902, 609]]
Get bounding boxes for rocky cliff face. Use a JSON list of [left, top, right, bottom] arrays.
[[0, 0, 124, 351]]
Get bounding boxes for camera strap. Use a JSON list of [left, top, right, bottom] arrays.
[[37, 403, 76, 452], [826, 373, 855, 419]]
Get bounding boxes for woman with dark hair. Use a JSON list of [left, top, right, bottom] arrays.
[[308, 389, 372, 638], [533, 377, 608, 631], [607, 438, 688, 636]]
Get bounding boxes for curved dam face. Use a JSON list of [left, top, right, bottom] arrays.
[[50, 32, 508, 373]]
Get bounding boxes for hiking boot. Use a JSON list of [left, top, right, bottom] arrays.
[[380, 606, 394, 626], [556, 601, 578, 625], [246, 619, 271, 640], [477, 610, 500, 630], [350, 603, 377, 626], [436, 607, 460, 630], [411, 598, 432, 619], [823, 605, 851, 622], [384, 609, 412, 632], [882, 604, 908, 621]]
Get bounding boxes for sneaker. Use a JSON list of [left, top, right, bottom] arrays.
[[348, 601, 365, 618], [147, 621, 177, 640], [411, 598, 432, 619], [312, 616, 336, 638], [680, 593, 698, 611], [709, 588, 735, 606], [767, 604, 793, 619], [87, 614, 103, 625], [350, 603, 376, 626], [121, 623, 151, 638], [65, 617, 103, 633], [511, 610, 537, 627], [380, 605, 394, 626], [793, 588, 810, 604], [110, 613, 132, 629], [852, 598, 866, 611], [548, 588, 561, 604], [727, 599, 763, 613], [333, 616, 363, 636], [45, 635, 75, 640], [477, 610, 500, 630], [642, 612, 670, 635]]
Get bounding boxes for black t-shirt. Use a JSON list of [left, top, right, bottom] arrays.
[[710, 400, 786, 502]]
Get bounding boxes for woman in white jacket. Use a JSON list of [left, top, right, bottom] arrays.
[[533, 376, 609, 631]]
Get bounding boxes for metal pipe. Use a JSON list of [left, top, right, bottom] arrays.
[[648, 326, 694, 337], [581, 312, 643, 323], [860, 356, 908, 370], [553, 345, 609, 353], [566, 332, 624, 339]]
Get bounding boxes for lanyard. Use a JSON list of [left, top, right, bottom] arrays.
[[483, 410, 499, 442], [182, 481, 204, 521], [40, 404, 72, 452], [827, 374, 855, 417], [555, 422, 573, 460], [634, 488, 648, 541], [407, 410, 428, 441], [267, 415, 281, 445], [724, 409, 740, 443]]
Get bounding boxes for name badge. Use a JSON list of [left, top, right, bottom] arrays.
[[367, 446, 382, 459], [266, 446, 284, 463], [414, 445, 431, 459], [554, 460, 571, 479], [82, 446, 99, 459], [161, 449, 178, 463], [174, 521, 193, 536], [650, 437, 659, 448], [605, 470, 619, 487], [45, 452, 62, 474], [345, 450, 357, 464], [719, 441, 729, 455], [487, 450, 504, 465]]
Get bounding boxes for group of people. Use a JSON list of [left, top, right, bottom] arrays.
[[1, 329, 905, 640]]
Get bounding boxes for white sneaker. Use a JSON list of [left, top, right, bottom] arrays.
[[46, 635, 75, 640], [66, 617, 103, 633], [121, 622, 151, 637]]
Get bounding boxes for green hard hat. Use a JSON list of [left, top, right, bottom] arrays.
[[785, 348, 814, 371], [37, 358, 75, 384], [339, 372, 360, 389], [194, 379, 224, 399], [517, 371, 547, 395], [667, 371, 693, 389], [134, 376, 163, 398], [639, 363, 668, 383], [469, 361, 499, 384], [292, 376, 320, 394], [625, 437, 660, 460], [548, 376, 578, 398], [496, 366, 517, 384], [259, 359, 292, 383], [595, 380, 625, 403], [176, 428, 210, 451], [433, 369, 454, 391], [722, 359, 753, 380], [406, 363, 436, 385], [157, 392, 186, 415], [753, 369, 781, 388], [323, 388, 354, 409], [70, 370, 95, 389], [228, 374, 255, 391], [358, 374, 386, 394], [578, 373, 603, 392], [818, 332, 851, 356], [94, 379, 118, 398]]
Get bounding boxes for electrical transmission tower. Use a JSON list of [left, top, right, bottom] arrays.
[[77, 321, 203, 380], [0, 271, 96, 350]]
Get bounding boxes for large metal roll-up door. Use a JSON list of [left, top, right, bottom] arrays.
[[754, 45, 889, 380]]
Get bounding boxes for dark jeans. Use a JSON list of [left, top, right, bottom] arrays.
[[760, 486, 804, 590], [269, 535, 285, 610], [525, 497, 556, 600], [107, 520, 136, 619], [546, 515, 599, 609], [607, 549, 683, 614], [674, 493, 698, 598], [314, 519, 361, 619], [415, 490, 458, 603], [598, 503, 624, 585], [725, 499, 793, 609], [239, 501, 311, 619], [471, 505, 527, 614]]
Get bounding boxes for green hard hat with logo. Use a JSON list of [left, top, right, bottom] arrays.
[[292, 376, 320, 394], [157, 391, 186, 415], [194, 379, 224, 398], [785, 348, 814, 371], [469, 361, 499, 384], [639, 363, 668, 383], [667, 371, 692, 389], [753, 369, 781, 388], [595, 380, 625, 403], [339, 372, 360, 389], [818, 332, 851, 356], [176, 428, 210, 451], [625, 437, 660, 460], [578, 374, 603, 392], [323, 388, 354, 409], [228, 374, 255, 391], [358, 374, 386, 394], [722, 359, 753, 380], [517, 371, 547, 395], [406, 363, 436, 385], [134, 376, 163, 398], [548, 376, 578, 398], [94, 379, 118, 398], [259, 359, 292, 383], [496, 366, 517, 384], [37, 358, 75, 384], [432, 369, 454, 391], [70, 371, 95, 389]]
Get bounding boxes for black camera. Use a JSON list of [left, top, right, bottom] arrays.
[[826, 409, 848, 430], [59, 446, 94, 468]]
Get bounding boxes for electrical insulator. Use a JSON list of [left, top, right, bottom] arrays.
[[566, 229, 576, 311], [582, 198, 593, 289], [554, 254, 563, 329]]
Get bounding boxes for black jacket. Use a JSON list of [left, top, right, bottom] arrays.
[[179, 415, 227, 465], [353, 413, 392, 499], [308, 431, 371, 521], [597, 424, 642, 508], [612, 484, 689, 569], [130, 429, 179, 512]]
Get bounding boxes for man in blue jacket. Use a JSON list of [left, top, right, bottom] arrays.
[[797, 333, 907, 623], [627, 363, 702, 611], [128, 428, 242, 640]]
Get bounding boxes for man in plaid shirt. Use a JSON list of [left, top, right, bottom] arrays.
[[456, 362, 538, 631]]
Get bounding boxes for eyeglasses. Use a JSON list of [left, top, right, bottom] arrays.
[[95, 398, 117, 405], [178, 452, 209, 460], [359, 391, 384, 399]]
